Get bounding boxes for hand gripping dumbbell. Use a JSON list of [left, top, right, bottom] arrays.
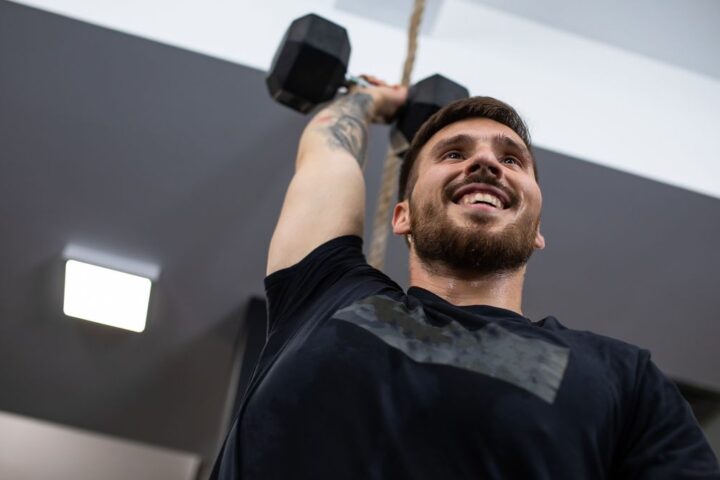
[[266, 13, 469, 154]]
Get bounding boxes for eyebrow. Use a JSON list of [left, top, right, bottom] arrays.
[[429, 132, 533, 165]]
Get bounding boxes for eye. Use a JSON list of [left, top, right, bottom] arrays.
[[502, 156, 521, 166], [442, 151, 464, 161]]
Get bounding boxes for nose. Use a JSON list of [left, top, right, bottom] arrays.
[[463, 149, 502, 178]]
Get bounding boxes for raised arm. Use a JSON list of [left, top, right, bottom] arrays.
[[267, 80, 407, 275]]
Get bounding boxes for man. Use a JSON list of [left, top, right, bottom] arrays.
[[211, 79, 720, 479]]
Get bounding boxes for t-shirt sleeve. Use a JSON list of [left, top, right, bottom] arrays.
[[263, 235, 391, 336], [617, 350, 720, 479]]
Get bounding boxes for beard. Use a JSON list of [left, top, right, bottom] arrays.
[[409, 189, 540, 277]]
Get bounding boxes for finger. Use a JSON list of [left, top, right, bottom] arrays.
[[359, 74, 387, 87]]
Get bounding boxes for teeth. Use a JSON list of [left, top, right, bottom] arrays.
[[460, 192, 503, 208]]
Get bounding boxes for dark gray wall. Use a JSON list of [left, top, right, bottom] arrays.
[[1, 0, 719, 461], [522, 150, 720, 387], [0, 1, 286, 456]]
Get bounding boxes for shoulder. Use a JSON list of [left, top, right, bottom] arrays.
[[265, 234, 399, 295], [264, 235, 404, 334], [537, 316, 643, 351], [536, 316, 649, 382], [265, 235, 364, 285]]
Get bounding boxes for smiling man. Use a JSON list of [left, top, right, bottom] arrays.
[[393, 110, 545, 308], [210, 80, 720, 479]]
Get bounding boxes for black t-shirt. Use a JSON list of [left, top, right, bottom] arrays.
[[211, 236, 719, 479]]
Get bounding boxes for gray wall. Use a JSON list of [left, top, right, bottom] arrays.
[[1, 0, 718, 462]]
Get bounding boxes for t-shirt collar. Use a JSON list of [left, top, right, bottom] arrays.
[[408, 286, 531, 325]]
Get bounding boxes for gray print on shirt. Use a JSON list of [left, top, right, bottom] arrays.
[[333, 295, 569, 404]]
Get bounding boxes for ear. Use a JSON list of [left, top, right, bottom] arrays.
[[392, 200, 412, 236], [534, 222, 546, 250]]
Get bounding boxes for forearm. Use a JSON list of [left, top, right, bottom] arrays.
[[266, 79, 404, 275], [296, 92, 375, 171]]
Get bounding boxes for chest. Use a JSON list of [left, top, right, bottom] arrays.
[[246, 316, 622, 451]]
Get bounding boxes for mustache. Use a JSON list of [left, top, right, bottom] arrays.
[[445, 173, 517, 206]]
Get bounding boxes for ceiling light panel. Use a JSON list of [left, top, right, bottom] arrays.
[[61, 245, 160, 333]]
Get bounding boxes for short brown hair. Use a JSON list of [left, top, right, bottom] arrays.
[[397, 96, 535, 201]]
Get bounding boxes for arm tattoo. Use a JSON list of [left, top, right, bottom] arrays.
[[320, 93, 373, 166]]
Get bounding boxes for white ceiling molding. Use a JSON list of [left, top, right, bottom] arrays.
[[11, 0, 720, 199]]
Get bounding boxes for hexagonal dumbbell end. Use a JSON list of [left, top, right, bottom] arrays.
[[390, 74, 470, 156], [266, 14, 351, 114]]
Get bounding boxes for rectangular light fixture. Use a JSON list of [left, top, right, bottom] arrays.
[[62, 245, 160, 333]]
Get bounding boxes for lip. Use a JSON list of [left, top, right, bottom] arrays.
[[457, 202, 500, 212], [450, 183, 512, 209]]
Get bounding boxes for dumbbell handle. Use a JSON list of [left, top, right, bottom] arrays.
[[318, 74, 371, 100], [343, 74, 469, 158], [343, 74, 371, 89]]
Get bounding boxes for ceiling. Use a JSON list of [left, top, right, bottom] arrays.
[[338, 0, 720, 80], [469, 0, 720, 80]]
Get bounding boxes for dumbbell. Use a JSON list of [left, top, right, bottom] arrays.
[[390, 74, 469, 156], [266, 13, 469, 153], [266, 13, 362, 114]]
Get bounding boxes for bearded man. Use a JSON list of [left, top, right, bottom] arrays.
[[210, 79, 719, 479]]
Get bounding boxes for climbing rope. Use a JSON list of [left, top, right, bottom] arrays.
[[367, 0, 426, 270]]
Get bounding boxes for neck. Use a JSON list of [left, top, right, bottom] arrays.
[[407, 249, 527, 314]]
